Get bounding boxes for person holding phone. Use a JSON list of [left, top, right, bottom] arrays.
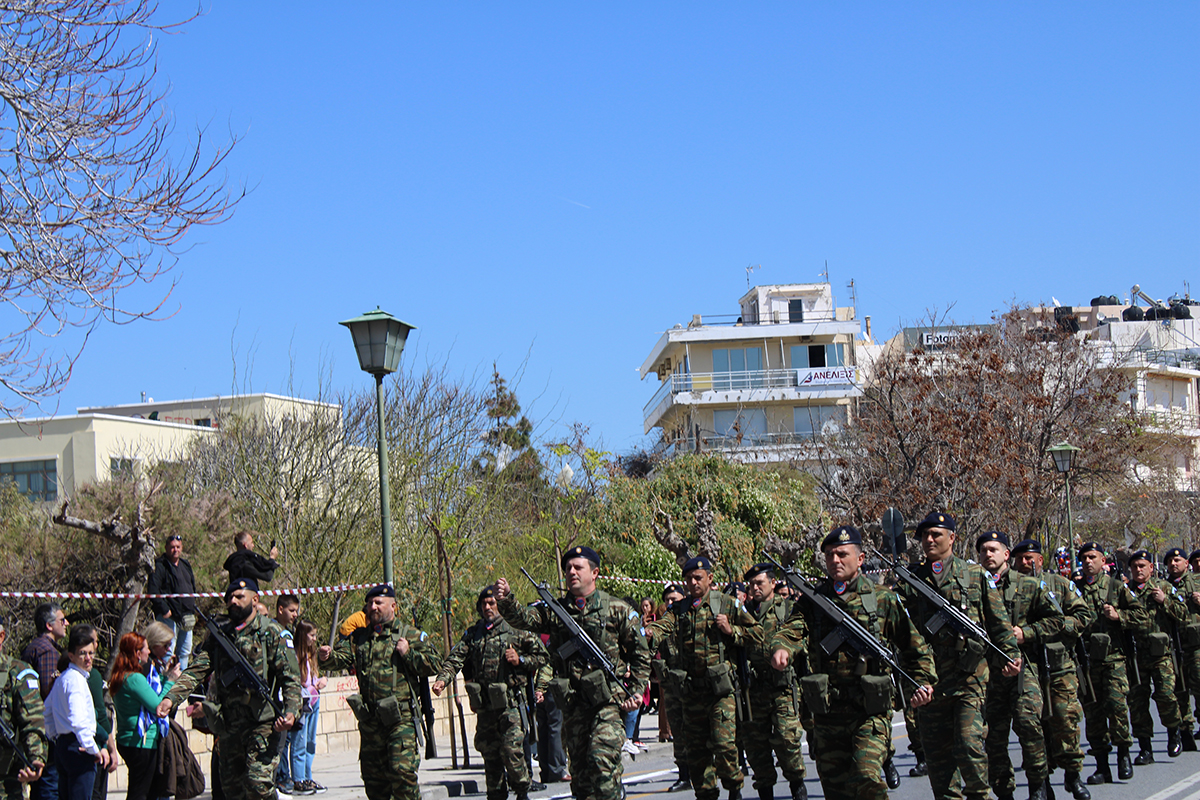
[[44, 625, 110, 800]]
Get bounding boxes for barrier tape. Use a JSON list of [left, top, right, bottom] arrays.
[[0, 581, 381, 601]]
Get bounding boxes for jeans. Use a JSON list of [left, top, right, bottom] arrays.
[[289, 697, 319, 783], [53, 737, 97, 800], [623, 707, 638, 739], [157, 616, 195, 670]]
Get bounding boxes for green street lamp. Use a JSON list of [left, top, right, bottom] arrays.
[[340, 308, 415, 585], [1047, 442, 1081, 573]]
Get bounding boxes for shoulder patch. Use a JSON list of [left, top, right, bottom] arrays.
[[629, 609, 639, 621], [987, 575, 997, 590], [15, 668, 36, 682], [26, 679, 38, 690], [284, 638, 294, 648], [281, 629, 293, 639], [419, 631, 428, 641]]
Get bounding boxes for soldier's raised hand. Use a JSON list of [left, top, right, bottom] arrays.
[[431, 680, 446, 696], [771, 649, 790, 671], [395, 637, 410, 657], [505, 645, 520, 665], [318, 644, 332, 662], [17, 762, 43, 783], [1151, 586, 1166, 604], [715, 613, 732, 635], [274, 713, 295, 733], [495, 578, 511, 599], [1001, 656, 1022, 678], [910, 685, 934, 708]]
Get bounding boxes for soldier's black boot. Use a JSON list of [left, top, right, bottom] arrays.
[[1134, 738, 1155, 765], [908, 757, 928, 778], [756, 785, 773, 800], [883, 756, 900, 789], [789, 782, 807, 800], [1116, 746, 1134, 780], [1169, 727, 1183, 757], [1029, 779, 1048, 800], [514, 785, 530, 800], [1183, 727, 1198, 752], [1086, 752, 1112, 785], [1064, 771, 1091, 800]]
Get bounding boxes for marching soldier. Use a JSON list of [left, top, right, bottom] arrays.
[[318, 584, 442, 800], [771, 525, 935, 800], [647, 556, 763, 800], [895, 512, 1021, 800], [1011, 538, 1093, 800], [976, 532, 1063, 800], [740, 563, 807, 800], [1074, 541, 1137, 784], [1162, 546, 1200, 751], [656, 583, 691, 793], [495, 547, 650, 800], [0, 614, 46, 800], [1125, 549, 1186, 763], [432, 586, 551, 800]]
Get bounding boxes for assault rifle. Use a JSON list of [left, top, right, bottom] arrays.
[[762, 552, 922, 690], [197, 609, 287, 722], [519, 568, 632, 699], [0, 716, 33, 772]]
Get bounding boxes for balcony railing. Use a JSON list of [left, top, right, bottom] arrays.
[[684, 311, 841, 327], [644, 367, 860, 417]]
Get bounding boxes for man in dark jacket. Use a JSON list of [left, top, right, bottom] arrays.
[[146, 534, 199, 668], [224, 530, 280, 584]]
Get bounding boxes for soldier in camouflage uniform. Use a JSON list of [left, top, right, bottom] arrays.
[[161, 578, 300, 800], [771, 525, 936, 800], [647, 556, 763, 800], [495, 546, 651, 800], [433, 586, 551, 800], [895, 512, 1021, 800], [1012, 538, 1094, 800], [0, 615, 47, 800], [656, 583, 691, 793], [1162, 547, 1200, 751], [976, 532, 1064, 800], [1125, 548, 1186, 763], [1073, 541, 1138, 784], [318, 583, 442, 800], [740, 563, 807, 800]]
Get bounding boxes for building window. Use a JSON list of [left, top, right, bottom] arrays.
[[0, 459, 57, 501], [110, 457, 136, 481], [712, 347, 764, 389], [788, 299, 804, 323], [713, 409, 768, 443], [794, 405, 845, 438], [792, 344, 845, 369]]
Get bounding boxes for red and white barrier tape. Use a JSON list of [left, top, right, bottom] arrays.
[[0, 581, 381, 601]]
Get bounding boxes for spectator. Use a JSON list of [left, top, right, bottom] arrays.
[[22, 602, 66, 800], [276, 595, 301, 633], [337, 607, 368, 640], [87, 648, 117, 800], [44, 625, 110, 800], [110, 632, 180, 800], [223, 530, 279, 584], [288, 620, 327, 795], [145, 534, 199, 669]]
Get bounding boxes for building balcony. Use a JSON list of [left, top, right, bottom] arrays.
[[659, 431, 839, 464]]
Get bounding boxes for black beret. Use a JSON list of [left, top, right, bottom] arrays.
[[743, 563, 775, 581], [225, 578, 259, 600], [661, 583, 683, 600], [1128, 549, 1153, 565], [1011, 539, 1042, 556], [365, 583, 396, 601], [1078, 541, 1104, 556], [561, 546, 600, 569], [724, 582, 746, 595], [916, 511, 956, 534], [477, 585, 498, 605], [975, 531, 1010, 551], [821, 525, 863, 551], [1164, 548, 1187, 562], [682, 556, 713, 574], [1190, 549, 1200, 562]]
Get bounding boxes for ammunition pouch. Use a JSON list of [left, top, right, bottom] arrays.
[[650, 660, 666, 681], [663, 669, 688, 692], [959, 637, 985, 674], [487, 683, 510, 710], [376, 695, 403, 728], [799, 673, 830, 715], [1183, 622, 1200, 650], [769, 665, 796, 689], [345, 693, 369, 723], [548, 677, 574, 706], [1146, 631, 1171, 659], [200, 700, 226, 737], [705, 662, 735, 698], [463, 682, 485, 712], [1044, 641, 1071, 672], [861, 675, 893, 716], [1088, 633, 1111, 662], [578, 669, 613, 707]]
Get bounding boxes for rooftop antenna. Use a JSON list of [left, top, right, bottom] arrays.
[[820, 260, 829, 283], [846, 278, 858, 314], [746, 263, 761, 289]]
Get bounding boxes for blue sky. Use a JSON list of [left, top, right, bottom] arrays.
[[48, 2, 1199, 455]]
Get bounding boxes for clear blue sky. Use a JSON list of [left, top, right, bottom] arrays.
[[52, 2, 1198, 455]]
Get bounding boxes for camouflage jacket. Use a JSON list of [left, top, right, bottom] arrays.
[[325, 615, 442, 711], [896, 554, 1018, 693], [1039, 571, 1094, 646], [499, 589, 651, 699], [647, 589, 762, 684], [1075, 573, 1139, 663], [168, 612, 302, 724], [437, 617, 551, 699], [0, 653, 46, 772], [1128, 575, 1188, 641], [993, 568, 1064, 661], [773, 573, 936, 689], [1166, 571, 1200, 650], [745, 595, 794, 679]]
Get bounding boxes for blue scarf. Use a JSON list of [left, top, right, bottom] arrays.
[[136, 663, 171, 742]]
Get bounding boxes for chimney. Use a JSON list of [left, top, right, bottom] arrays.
[[864, 315, 873, 342]]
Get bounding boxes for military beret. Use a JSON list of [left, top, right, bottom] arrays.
[[1190, 549, 1200, 562], [975, 531, 1010, 551], [661, 583, 683, 600], [561, 545, 600, 569], [915, 511, 956, 534], [1011, 539, 1042, 556], [477, 584, 498, 605], [365, 583, 396, 601], [1128, 549, 1153, 565], [724, 582, 746, 595], [1164, 548, 1187, 562], [225, 577, 259, 600], [1078, 541, 1104, 556], [682, 556, 713, 574], [743, 563, 776, 581], [821, 525, 863, 551]]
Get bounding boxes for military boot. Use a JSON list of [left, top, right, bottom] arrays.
[[514, 786, 530, 800], [1116, 746, 1134, 780], [1029, 780, 1048, 800], [1134, 738, 1155, 765], [1182, 727, 1198, 752], [757, 786, 773, 800], [1064, 772, 1091, 800], [1086, 752, 1112, 786], [789, 782, 807, 800], [883, 756, 900, 789], [1169, 728, 1183, 757], [908, 758, 928, 777]]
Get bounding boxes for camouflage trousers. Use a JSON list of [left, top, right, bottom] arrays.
[[812, 710, 891, 800], [1042, 667, 1085, 774], [742, 687, 806, 791], [562, 701, 624, 800], [475, 706, 529, 794], [985, 670, 1048, 793], [358, 712, 421, 800], [918, 675, 988, 800], [219, 722, 282, 800], [1174, 647, 1200, 728], [662, 684, 687, 775], [1129, 651, 1181, 738], [1082, 656, 1132, 751], [903, 702, 922, 758], [681, 691, 742, 800]]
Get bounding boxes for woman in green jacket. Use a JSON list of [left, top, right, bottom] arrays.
[[109, 632, 180, 800]]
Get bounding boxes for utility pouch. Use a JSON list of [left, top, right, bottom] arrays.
[[1147, 631, 1171, 658], [376, 695, 402, 728], [772, 665, 796, 689], [578, 669, 613, 707], [706, 662, 735, 698], [463, 682, 485, 712], [345, 693, 369, 723], [861, 675, 893, 716], [1183, 622, 1200, 649], [487, 683, 509, 710], [650, 660, 666, 681], [799, 673, 830, 715], [1089, 633, 1111, 662], [959, 638, 985, 674], [1044, 642, 1070, 672], [200, 700, 225, 737], [664, 669, 688, 692], [548, 677, 574, 706]]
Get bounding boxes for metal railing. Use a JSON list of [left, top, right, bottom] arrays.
[[643, 367, 859, 417], [684, 311, 842, 327]]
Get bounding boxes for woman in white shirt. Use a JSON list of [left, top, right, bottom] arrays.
[[45, 624, 111, 800]]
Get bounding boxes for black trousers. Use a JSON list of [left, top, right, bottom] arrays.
[[116, 745, 158, 800]]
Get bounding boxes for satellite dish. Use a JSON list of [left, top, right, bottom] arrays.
[[1051, 297, 1061, 308]]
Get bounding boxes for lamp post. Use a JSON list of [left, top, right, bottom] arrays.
[[1047, 442, 1081, 573], [340, 308, 415, 585]]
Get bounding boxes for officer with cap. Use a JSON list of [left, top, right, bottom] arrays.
[[1011, 538, 1094, 800], [739, 562, 807, 800], [1162, 546, 1200, 749], [1074, 541, 1139, 783], [772, 525, 935, 800], [319, 584, 442, 800], [161, 578, 301, 800], [433, 586, 550, 800], [895, 512, 1020, 800], [1125, 548, 1186, 763], [976, 531, 1063, 800], [647, 555, 763, 800], [495, 546, 651, 800]]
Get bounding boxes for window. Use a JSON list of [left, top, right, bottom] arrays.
[[788, 299, 804, 323], [712, 347, 764, 389], [110, 457, 136, 481], [792, 343, 845, 369], [713, 409, 767, 443], [0, 459, 57, 501], [794, 406, 845, 438]]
